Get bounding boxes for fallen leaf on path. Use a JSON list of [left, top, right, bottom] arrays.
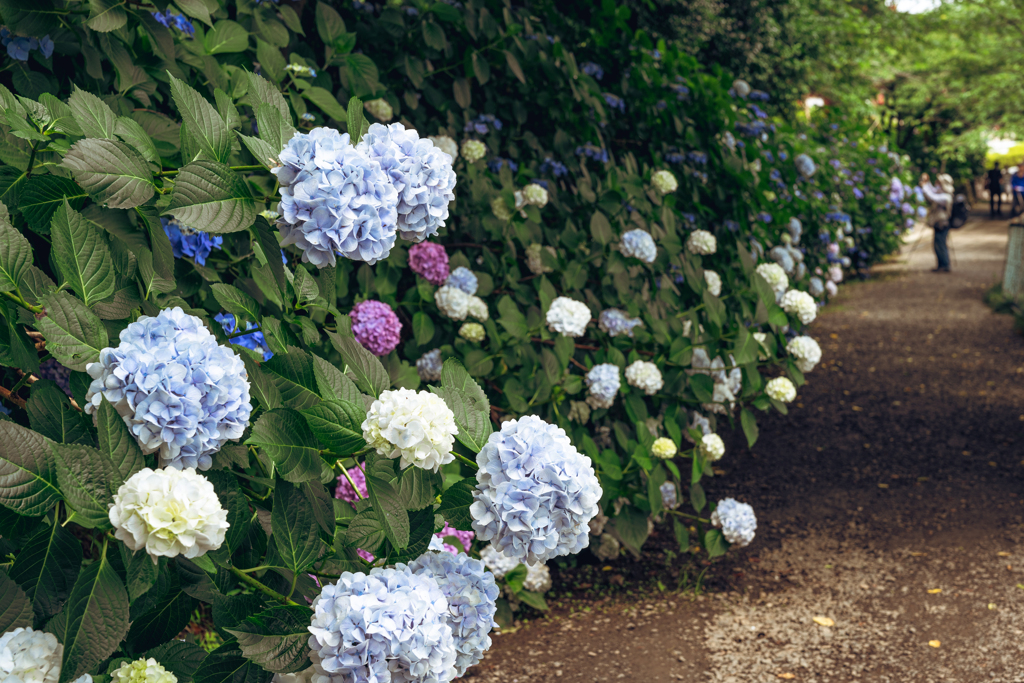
[[778, 675, 796, 680], [910, 552, 927, 557], [927, 588, 942, 594], [928, 640, 941, 648], [812, 616, 834, 627], [877, 483, 889, 489], [988, 603, 997, 610], [997, 552, 1011, 557]]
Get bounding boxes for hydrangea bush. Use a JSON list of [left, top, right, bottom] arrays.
[[0, 0, 922, 679]]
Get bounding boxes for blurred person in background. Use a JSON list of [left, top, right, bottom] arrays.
[[988, 162, 1005, 217], [1011, 164, 1024, 216], [921, 172, 953, 273]]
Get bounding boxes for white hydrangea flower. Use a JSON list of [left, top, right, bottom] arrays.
[[428, 135, 458, 160], [753, 331, 770, 360], [523, 563, 552, 593], [362, 389, 458, 472], [479, 543, 521, 579], [787, 335, 822, 373], [546, 297, 591, 337], [651, 170, 678, 195], [110, 658, 177, 683], [459, 322, 486, 342], [461, 139, 487, 163], [782, 289, 817, 325], [435, 285, 470, 321], [732, 79, 751, 97], [0, 628, 93, 683], [711, 498, 757, 547], [593, 533, 620, 561], [466, 296, 489, 322], [620, 229, 657, 263], [651, 437, 677, 459], [625, 360, 663, 395], [704, 270, 722, 296], [109, 468, 228, 561], [766, 376, 796, 403], [700, 433, 725, 461], [686, 229, 717, 255], [826, 280, 838, 297], [363, 98, 393, 121], [525, 243, 556, 274], [523, 184, 549, 207], [490, 195, 512, 222], [755, 262, 789, 294], [272, 673, 315, 683]]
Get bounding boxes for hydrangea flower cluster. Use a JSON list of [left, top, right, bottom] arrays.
[[523, 562, 552, 593], [427, 135, 458, 160], [110, 658, 177, 683], [711, 498, 757, 547], [150, 9, 194, 37], [490, 195, 513, 222], [350, 300, 402, 356], [363, 98, 393, 121], [109, 467, 229, 561], [308, 566, 456, 683], [795, 153, 817, 178], [216, 313, 272, 361], [732, 79, 751, 97], [335, 462, 367, 504], [625, 361, 663, 395], [1, 28, 54, 60], [704, 270, 722, 296], [461, 139, 487, 163], [621, 229, 657, 263], [546, 297, 591, 337], [408, 241, 450, 285], [468, 297, 487, 321], [651, 437, 677, 459], [459, 322, 485, 342], [479, 543, 522, 579], [0, 628, 91, 683], [687, 230, 717, 255], [756, 262, 789, 294], [471, 415, 603, 564], [84, 308, 251, 470], [445, 267, 478, 294], [359, 123, 457, 242], [274, 128, 398, 267], [162, 218, 222, 266], [598, 308, 642, 337], [416, 348, 444, 382], [410, 545, 499, 676], [782, 289, 817, 324], [362, 389, 458, 472], [700, 434, 726, 461], [526, 243, 556, 274], [651, 170, 678, 195], [766, 376, 797, 403], [435, 286, 470, 320], [660, 481, 679, 509], [464, 113, 503, 134], [787, 336, 822, 373], [585, 363, 620, 409], [523, 183, 549, 207]]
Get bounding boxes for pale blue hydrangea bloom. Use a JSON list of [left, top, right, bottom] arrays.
[[598, 308, 642, 337], [417, 348, 444, 382], [308, 566, 457, 683], [411, 543, 500, 677], [711, 498, 757, 548], [585, 364, 620, 408], [794, 153, 816, 178], [470, 416, 602, 564], [659, 481, 679, 509], [358, 123, 457, 243], [445, 267, 478, 295], [620, 229, 656, 263], [273, 127, 398, 267], [808, 276, 825, 298], [84, 308, 251, 471]]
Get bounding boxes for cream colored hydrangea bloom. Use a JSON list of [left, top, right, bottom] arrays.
[[362, 389, 458, 472]]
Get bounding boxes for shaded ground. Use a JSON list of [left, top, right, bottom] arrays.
[[469, 214, 1024, 682]]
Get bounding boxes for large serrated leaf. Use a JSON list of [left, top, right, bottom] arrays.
[[245, 72, 292, 129], [263, 348, 320, 409], [87, 0, 127, 32], [204, 470, 249, 555], [27, 380, 94, 446], [343, 508, 386, 554], [365, 457, 410, 550], [62, 138, 155, 209], [115, 116, 161, 164], [169, 75, 231, 162], [192, 640, 272, 683], [211, 284, 260, 324], [326, 331, 389, 398], [51, 442, 117, 530], [96, 396, 144, 481], [240, 354, 281, 411], [224, 604, 313, 674], [35, 290, 107, 371], [204, 20, 249, 54], [300, 399, 366, 455], [145, 640, 209, 683], [165, 160, 257, 234], [0, 569, 33, 631], [429, 358, 492, 453], [310, 352, 362, 404], [9, 522, 81, 623], [20, 176, 88, 235], [126, 577, 195, 652], [59, 545, 129, 683], [0, 214, 32, 291], [0, 420, 62, 516], [50, 200, 116, 307], [245, 409, 321, 483], [271, 480, 322, 574], [397, 467, 438, 511], [67, 86, 116, 139], [436, 476, 475, 531]]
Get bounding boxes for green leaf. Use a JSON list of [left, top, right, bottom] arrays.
[[689, 482, 706, 512], [316, 2, 346, 44], [145, 640, 209, 683], [94, 397, 144, 482], [272, 480, 323, 573], [87, 0, 127, 32], [365, 455, 410, 550], [255, 104, 292, 160], [292, 267, 319, 307], [245, 72, 292, 129], [517, 590, 549, 611], [311, 352, 362, 404], [412, 311, 435, 346], [740, 408, 759, 448], [397, 467, 437, 511], [0, 214, 32, 291], [250, 217, 286, 291], [590, 211, 614, 244], [51, 442, 117, 529], [126, 580, 195, 652], [704, 528, 729, 558], [166, 160, 258, 234], [224, 605, 314, 674], [35, 290, 107, 372], [264, 349, 321, 409], [436, 476, 475, 531], [9, 522, 81, 622], [115, 117, 161, 165], [0, 568, 33, 632], [255, 38, 286, 85], [429, 358, 492, 453], [0, 419, 62, 516], [241, 354, 282, 411], [246, 409, 322, 483], [422, 20, 446, 50], [27, 380, 94, 446], [343, 508, 385, 554], [62, 139, 155, 209], [67, 86, 116, 139], [327, 331, 389, 398], [504, 564, 527, 592], [173, 0, 212, 27], [496, 296, 528, 338], [688, 373, 714, 403], [673, 517, 690, 553], [122, 547, 157, 602], [20, 176, 88, 235], [211, 284, 260, 324], [504, 49, 526, 84], [300, 399, 367, 455], [59, 544, 129, 683], [204, 19, 249, 54], [193, 641, 272, 683], [612, 505, 649, 555], [342, 54, 380, 99], [50, 200, 116, 307], [303, 87, 347, 123], [169, 75, 231, 163]]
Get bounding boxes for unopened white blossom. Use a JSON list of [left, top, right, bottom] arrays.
[[782, 289, 817, 324], [461, 139, 487, 163], [362, 388, 458, 472], [756, 263, 789, 294], [526, 244, 556, 274], [686, 229, 717, 255], [435, 285, 470, 320], [490, 195, 511, 221], [523, 184, 549, 207], [753, 331, 770, 360], [700, 433, 725, 461], [459, 322, 486, 342], [787, 335, 822, 373], [704, 270, 722, 296], [651, 170, 678, 195], [363, 98, 393, 121], [732, 79, 751, 97], [625, 361, 663, 395], [546, 297, 591, 337], [766, 376, 796, 403], [479, 543, 522, 579], [467, 296, 489, 321], [110, 658, 177, 683], [651, 437, 677, 459]]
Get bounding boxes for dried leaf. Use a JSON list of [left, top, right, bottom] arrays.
[[812, 616, 834, 627], [928, 640, 941, 648], [777, 675, 796, 680], [997, 551, 1011, 557], [927, 588, 941, 594]]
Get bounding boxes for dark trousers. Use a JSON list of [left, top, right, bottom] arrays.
[[1014, 190, 1024, 216], [990, 190, 1002, 215], [933, 224, 950, 270]]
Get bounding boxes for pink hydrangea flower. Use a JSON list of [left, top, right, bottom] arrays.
[[408, 242, 450, 285], [350, 300, 402, 356], [436, 522, 474, 554], [335, 463, 368, 505]]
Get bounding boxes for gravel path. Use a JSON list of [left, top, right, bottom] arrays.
[[469, 214, 1024, 682]]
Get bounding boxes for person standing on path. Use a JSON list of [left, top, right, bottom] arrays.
[[921, 172, 953, 272], [987, 163, 1004, 217], [1011, 165, 1024, 216]]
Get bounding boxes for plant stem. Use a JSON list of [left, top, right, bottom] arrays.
[[454, 452, 479, 470], [667, 509, 710, 524], [8, 371, 32, 395], [1, 290, 42, 314], [0, 386, 26, 409], [337, 461, 365, 499], [226, 325, 260, 340], [229, 564, 300, 605], [157, 164, 265, 178]]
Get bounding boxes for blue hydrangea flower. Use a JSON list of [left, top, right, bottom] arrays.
[[486, 158, 518, 174], [150, 10, 194, 37], [417, 348, 444, 382], [576, 144, 609, 163], [581, 62, 604, 79], [758, 212, 772, 224], [0, 28, 52, 60], [471, 416, 602, 564], [660, 481, 679, 509], [711, 498, 757, 547], [620, 229, 656, 263], [84, 308, 252, 471], [308, 566, 457, 683], [162, 218, 222, 266], [464, 114, 502, 134], [584, 363, 620, 409], [749, 89, 770, 102], [597, 309, 642, 338], [357, 123, 457, 243], [795, 153, 816, 178], [215, 313, 272, 361], [539, 157, 568, 178], [445, 267, 478, 295], [603, 93, 625, 112], [410, 546, 499, 676], [273, 127, 398, 267]]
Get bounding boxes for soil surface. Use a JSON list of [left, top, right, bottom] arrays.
[[468, 213, 1024, 682]]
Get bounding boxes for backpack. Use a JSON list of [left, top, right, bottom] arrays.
[[950, 195, 968, 229]]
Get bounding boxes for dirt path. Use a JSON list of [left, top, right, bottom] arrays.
[[469, 215, 1024, 683]]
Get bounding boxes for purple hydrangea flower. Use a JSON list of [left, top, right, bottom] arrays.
[[435, 522, 474, 554], [408, 241, 450, 285], [336, 462, 367, 504], [350, 300, 402, 356], [581, 62, 604, 79], [37, 358, 71, 395]]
